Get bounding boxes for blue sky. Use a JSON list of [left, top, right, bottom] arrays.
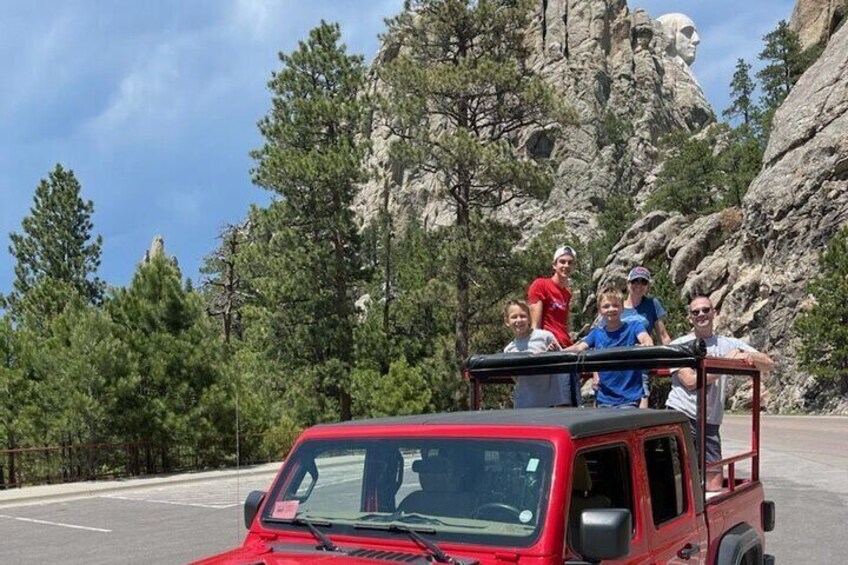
[[0, 0, 795, 294]]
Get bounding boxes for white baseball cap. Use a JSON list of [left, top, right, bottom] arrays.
[[552, 245, 577, 262]]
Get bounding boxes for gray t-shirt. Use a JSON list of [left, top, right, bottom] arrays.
[[504, 329, 573, 408], [666, 333, 756, 425]]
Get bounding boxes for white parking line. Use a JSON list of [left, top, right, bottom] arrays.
[[0, 513, 111, 533], [102, 494, 236, 509]]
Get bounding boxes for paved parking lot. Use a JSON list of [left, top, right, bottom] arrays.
[[0, 466, 280, 564], [1, 415, 846, 564]]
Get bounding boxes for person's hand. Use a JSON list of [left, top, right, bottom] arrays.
[[729, 349, 753, 365], [547, 341, 558, 351], [592, 374, 599, 391]]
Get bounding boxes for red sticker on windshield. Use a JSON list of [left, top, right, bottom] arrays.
[[272, 500, 299, 519]]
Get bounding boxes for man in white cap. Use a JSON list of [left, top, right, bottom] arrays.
[[528, 245, 576, 348], [526, 245, 582, 406]]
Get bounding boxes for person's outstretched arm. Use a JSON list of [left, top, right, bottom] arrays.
[[654, 318, 672, 345], [529, 300, 543, 329]]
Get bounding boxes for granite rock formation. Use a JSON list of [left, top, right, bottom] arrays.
[[791, 0, 847, 50], [597, 20, 848, 413], [354, 1, 714, 240]]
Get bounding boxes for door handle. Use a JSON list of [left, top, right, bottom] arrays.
[[677, 543, 700, 559]]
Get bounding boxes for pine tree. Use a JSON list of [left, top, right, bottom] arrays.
[[249, 22, 370, 421], [41, 303, 130, 476], [647, 133, 721, 215], [0, 316, 35, 486], [201, 221, 252, 344], [8, 164, 104, 317], [723, 58, 759, 128], [795, 227, 848, 385], [108, 255, 222, 469], [717, 128, 763, 208], [379, 0, 572, 360], [757, 20, 806, 112]]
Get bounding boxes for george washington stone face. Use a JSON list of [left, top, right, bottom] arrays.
[[657, 13, 701, 67]]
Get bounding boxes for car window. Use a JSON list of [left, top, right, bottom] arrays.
[[263, 438, 554, 548], [568, 445, 633, 551], [644, 435, 688, 526]]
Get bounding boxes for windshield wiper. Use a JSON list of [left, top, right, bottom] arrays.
[[354, 522, 476, 565], [356, 512, 447, 526], [391, 525, 456, 564], [265, 515, 340, 553]]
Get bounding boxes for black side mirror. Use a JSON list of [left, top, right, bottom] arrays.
[[244, 490, 266, 529], [579, 509, 631, 562]]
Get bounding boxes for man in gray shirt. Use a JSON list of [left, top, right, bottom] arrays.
[[667, 296, 774, 491]]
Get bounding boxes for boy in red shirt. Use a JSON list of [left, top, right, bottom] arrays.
[[528, 245, 575, 347]]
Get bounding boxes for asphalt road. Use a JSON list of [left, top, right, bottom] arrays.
[[721, 414, 848, 564], [0, 414, 845, 564]]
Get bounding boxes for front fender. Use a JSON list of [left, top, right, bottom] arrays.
[[716, 523, 762, 565]]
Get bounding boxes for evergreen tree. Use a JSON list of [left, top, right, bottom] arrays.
[[379, 0, 572, 360], [795, 227, 848, 385], [201, 221, 252, 344], [722, 58, 759, 128], [108, 255, 223, 469], [249, 21, 369, 421], [355, 216, 454, 374], [0, 317, 35, 485], [647, 133, 721, 215], [757, 20, 806, 112], [8, 164, 104, 316], [351, 358, 432, 418], [41, 303, 130, 475], [596, 195, 637, 264], [717, 128, 763, 208]]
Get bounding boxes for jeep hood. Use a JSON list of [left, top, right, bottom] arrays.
[[191, 543, 488, 565]]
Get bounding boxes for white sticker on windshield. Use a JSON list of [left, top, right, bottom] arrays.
[[519, 510, 533, 523], [526, 458, 539, 472]]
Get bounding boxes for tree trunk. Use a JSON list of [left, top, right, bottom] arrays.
[[7, 431, 16, 488], [455, 189, 471, 362], [381, 173, 393, 346], [333, 189, 352, 422]]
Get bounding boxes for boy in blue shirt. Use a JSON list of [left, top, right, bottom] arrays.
[[567, 287, 653, 407]]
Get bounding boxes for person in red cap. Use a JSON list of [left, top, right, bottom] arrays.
[[527, 245, 575, 347]]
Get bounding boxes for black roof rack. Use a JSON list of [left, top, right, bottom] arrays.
[[464, 341, 707, 383]]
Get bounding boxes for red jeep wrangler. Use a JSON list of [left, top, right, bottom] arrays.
[[194, 343, 775, 564]]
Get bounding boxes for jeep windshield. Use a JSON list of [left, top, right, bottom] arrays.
[[261, 437, 554, 548]]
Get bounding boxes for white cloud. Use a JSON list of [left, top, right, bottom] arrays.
[[83, 43, 183, 142]]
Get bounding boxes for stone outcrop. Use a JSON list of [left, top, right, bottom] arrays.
[[352, 0, 848, 412], [791, 0, 847, 50], [354, 1, 714, 241], [597, 21, 848, 413], [141, 235, 179, 268]]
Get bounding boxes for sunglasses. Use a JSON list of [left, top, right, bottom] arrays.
[[689, 307, 713, 316], [629, 279, 649, 285]]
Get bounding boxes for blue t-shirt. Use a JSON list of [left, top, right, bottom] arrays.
[[600, 297, 666, 334], [583, 321, 645, 406]]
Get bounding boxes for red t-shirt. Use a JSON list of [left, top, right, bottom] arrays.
[[527, 277, 573, 346]]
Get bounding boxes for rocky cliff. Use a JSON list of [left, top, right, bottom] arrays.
[[356, 1, 848, 412], [791, 0, 847, 50], [354, 0, 713, 238], [597, 18, 848, 413]]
